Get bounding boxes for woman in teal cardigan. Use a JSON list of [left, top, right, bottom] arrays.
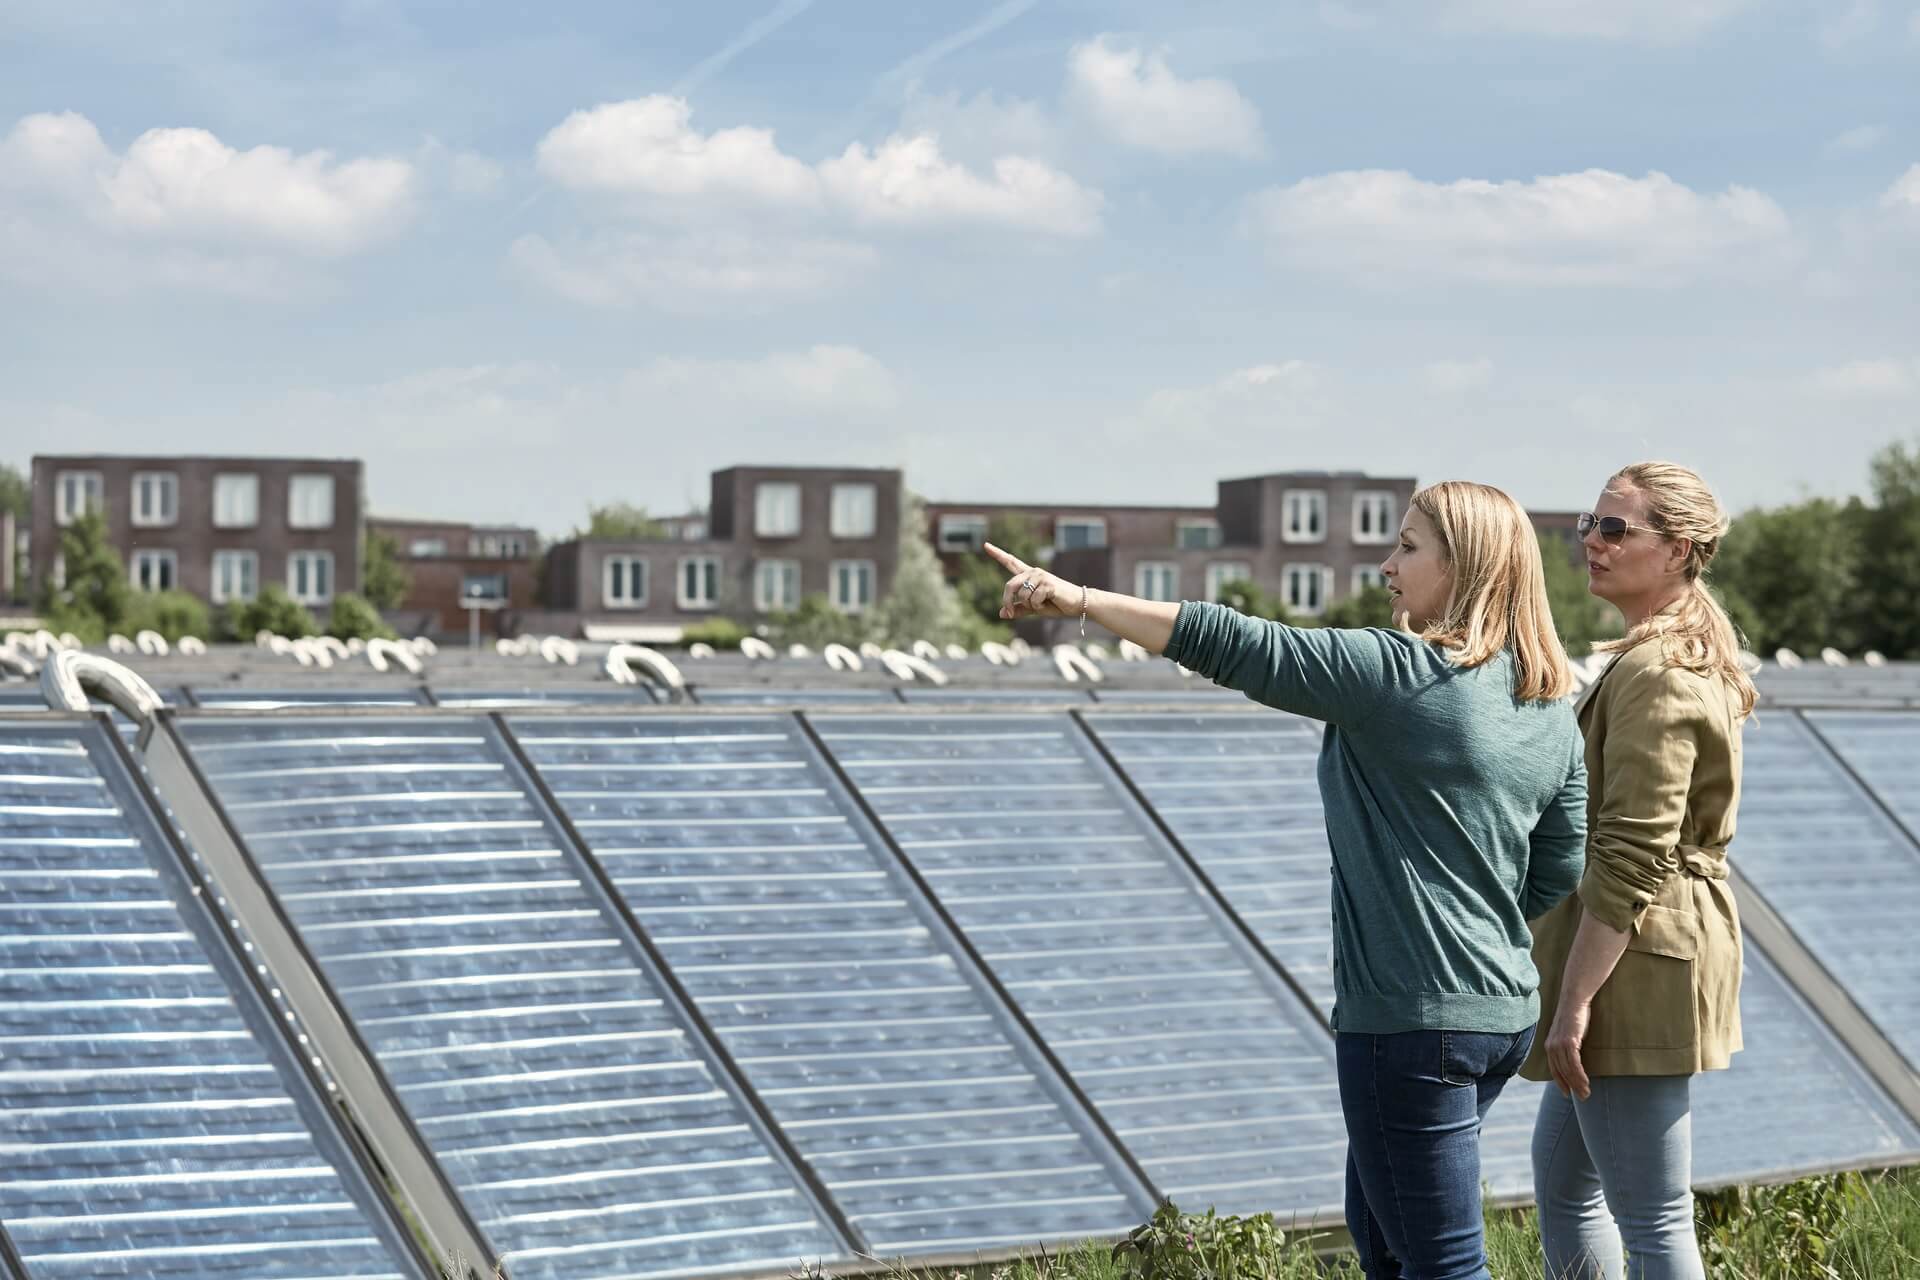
[[988, 480, 1587, 1280]]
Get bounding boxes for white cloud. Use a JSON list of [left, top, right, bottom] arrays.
[[1809, 358, 1918, 397], [1820, 0, 1881, 47], [535, 96, 821, 207], [1431, 0, 1758, 42], [1132, 361, 1327, 437], [1422, 358, 1495, 394], [1244, 168, 1792, 286], [1, 110, 414, 255], [622, 344, 899, 411], [898, 89, 1063, 166], [508, 229, 874, 309], [819, 134, 1102, 235], [1064, 36, 1264, 157], [1883, 163, 1920, 211], [1828, 125, 1888, 154]]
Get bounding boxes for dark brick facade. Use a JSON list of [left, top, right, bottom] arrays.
[[367, 517, 540, 636], [29, 454, 363, 610]]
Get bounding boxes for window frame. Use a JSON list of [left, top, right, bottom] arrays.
[[1351, 490, 1399, 545], [1175, 518, 1222, 551], [754, 482, 802, 538], [130, 471, 178, 528], [288, 474, 336, 530], [212, 473, 260, 529], [53, 471, 103, 527], [1133, 561, 1179, 602], [211, 550, 259, 604], [287, 550, 335, 606], [1352, 565, 1388, 594], [936, 514, 989, 552], [408, 538, 448, 558], [829, 483, 878, 540], [1204, 561, 1254, 602], [130, 548, 178, 593], [677, 556, 722, 611], [830, 559, 875, 614], [753, 559, 801, 613], [1282, 489, 1328, 544], [1283, 563, 1334, 617], [1054, 516, 1108, 551], [601, 555, 650, 610]]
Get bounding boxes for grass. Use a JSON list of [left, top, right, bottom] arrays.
[[802, 1168, 1920, 1280]]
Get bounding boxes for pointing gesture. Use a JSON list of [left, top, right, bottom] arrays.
[[984, 543, 1078, 620]]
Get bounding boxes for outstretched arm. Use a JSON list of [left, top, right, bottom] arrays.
[[985, 542, 1179, 653]]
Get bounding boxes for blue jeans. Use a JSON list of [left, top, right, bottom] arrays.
[[1532, 1075, 1704, 1280], [1336, 1027, 1535, 1280]]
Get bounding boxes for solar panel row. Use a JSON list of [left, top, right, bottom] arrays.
[[2, 702, 1918, 1279]]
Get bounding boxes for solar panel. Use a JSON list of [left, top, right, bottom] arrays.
[[174, 716, 845, 1280], [808, 713, 1348, 1220], [0, 721, 420, 1279], [506, 713, 1149, 1253], [898, 689, 1095, 705], [692, 688, 900, 706], [1734, 712, 1920, 1073], [1080, 711, 1544, 1194], [1088, 689, 1238, 705], [189, 689, 430, 709], [430, 689, 661, 709]]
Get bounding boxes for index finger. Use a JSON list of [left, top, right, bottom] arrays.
[[983, 542, 1031, 576]]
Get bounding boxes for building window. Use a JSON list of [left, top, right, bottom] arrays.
[[1353, 491, 1398, 545], [830, 484, 878, 539], [54, 471, 103, 526], [678, 557, 721, 610], [1055, 517, 1107, 551], [50, 553, 66, 591], [287, 551, 334, 605], [131, 472, 178, 528], [603, 556, 649, 609], [211, 550, 258, 604], [462, 572, 509, 602], [1176, 518, 1222, 550], [1205, 561, 1253, 602], [937, 514, 989, 551], [130, 549, 177, 593], [831, 560, 875, 613], [1353, 565, 1388, 593], [289, 474, 335, 529], [1134, 561, 1178, 602], [213, 474, 259, 528], [755, 482, 802, 537], [675, 520, 709, 542], [408, 538, 448, 557], [468, 533, 528, 559], [1283, 490, 1327, 543], [754, 559, 800, 612], [1284, 564, 1333, 616]]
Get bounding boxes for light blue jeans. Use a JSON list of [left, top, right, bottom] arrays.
[[1531, 1075, 1705, 1280]]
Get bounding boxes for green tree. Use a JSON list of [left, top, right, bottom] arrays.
[[765, 594, 869, 650], [953, 514, 1036, 639], [1, 462, 29, 601], [238, 585, 318, 639], [1213, 577, 1294, 624], [1710, 497, 1863, 655], [1536, 533, 1618, 655], [870, 493, 985, 647], [327, 593, 397, 641], [576, 503, 667, 540], [1322, 583, 1395, 629], [1850, 439, 1920, 659], [679, 618, 747, 649], [361, 531, 410, 611], [125, 590, 211, 644], [38, 510, 131, 642]]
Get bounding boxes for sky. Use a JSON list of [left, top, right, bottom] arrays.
[[3, 0, 1918, 537]]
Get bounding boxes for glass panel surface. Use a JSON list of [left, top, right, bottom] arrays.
[[693, 689, 898, 707], [429, 689, 662, 709], [189, 690, 429, 710]]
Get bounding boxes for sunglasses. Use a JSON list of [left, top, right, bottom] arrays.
[[1576, 512, 1661, 545]]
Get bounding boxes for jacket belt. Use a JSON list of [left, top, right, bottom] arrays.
[[1678, 845, 1728, 880]]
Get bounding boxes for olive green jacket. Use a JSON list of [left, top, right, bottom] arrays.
[[1521, 633, 1746, 1079]]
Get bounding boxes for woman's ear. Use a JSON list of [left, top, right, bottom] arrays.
[[1666, 536, 1693, 575]]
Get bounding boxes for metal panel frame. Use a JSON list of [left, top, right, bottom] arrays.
[[138, 711, 499, 1277]]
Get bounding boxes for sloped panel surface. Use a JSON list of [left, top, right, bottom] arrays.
[[1081, 712, 1544, 1194], [0, 723, 416, 1280], [176, 717, 842, 1280], [692, 689, 898, 707], [1736, 713, 1920, 1072], [509, 714, 1143, 1252], [809, 714, 1347, 1219], [430, 689, 659, 709], [189, 690, 429, 709]]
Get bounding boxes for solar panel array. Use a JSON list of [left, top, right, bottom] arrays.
[[1, 694, 1918, 1277]]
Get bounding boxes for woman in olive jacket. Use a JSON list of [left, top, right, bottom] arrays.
[[1524, 462, 1756, 1280]]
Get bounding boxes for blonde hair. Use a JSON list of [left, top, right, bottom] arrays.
[[1408, 480, 1574, 703], [1594, 461, 1758, 719]]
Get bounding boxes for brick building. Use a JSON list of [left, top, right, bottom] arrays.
[[367, 517, 540, 636], [927, 470, 1419, 617], [28, 455, 363, 611], [539, 466, 903, 640]]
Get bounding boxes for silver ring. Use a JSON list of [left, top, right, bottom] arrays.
[[1017, 577, 1038, 597]]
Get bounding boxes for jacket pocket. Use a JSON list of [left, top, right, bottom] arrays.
[[1588, 905, 1699, 1050]]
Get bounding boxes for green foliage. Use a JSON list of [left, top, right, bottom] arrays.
[[1852, 439, 1920, 659], [326, 593, 397, 641], [0, 462, 25, 516], [1697, 1172, 1866, 1278], [1212, 578, 1294, 625], [764, 594, 870, 650], [1111, 1201, 1292, 1280], [1709, 496, 1864, 656], [212, 600, 248, 644], [1536, 532, 1619, 656], [871, 492, 991, 648], [125, 590, 210, 644], [680, 617, 747, 649], [1321, 584, 1395, 630], [361, 532, 411, 611], [576, 502, 667, 541], [238, 585, 318, 639], [38, 510, 131, 641], [954, 514, 1039, 638]]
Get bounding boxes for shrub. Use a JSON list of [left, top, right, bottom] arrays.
[[327, 593, 397, 641], [680, 618, 747, 650], [1112, 1200, 1287, 1280], [125, 590, 211, 643], [239, 586, 318, 639]]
